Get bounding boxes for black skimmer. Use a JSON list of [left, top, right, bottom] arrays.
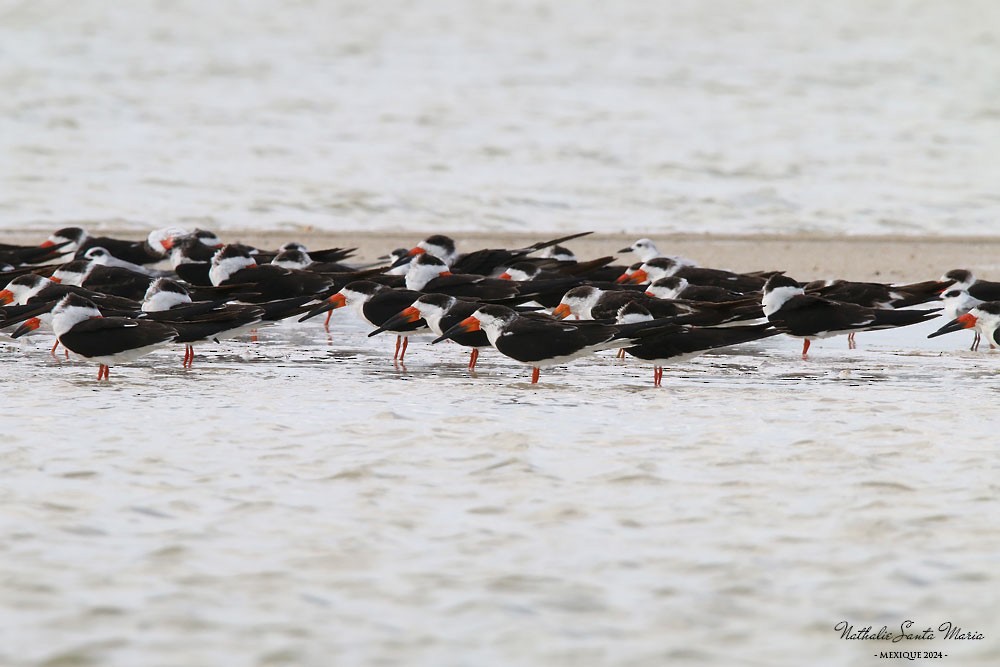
[[368, 293, 490, 370], [617, 238, 697, 267], [936, 289, 986, 350], [940, 269, 1000, 302], [618, 257, 777, 293], [552, 285, 756, 324], [803, 277, 954, 349], [41, 226, 183, 265], [50, 259, 155, 301], [82, 246, 161, 276], [805, 278, 953, 309], [645, 276, 749, 303], [25, 293, 178, 380], [403, 254, 523, 301], [393, 232, 593, 275], [253, 242, 356, 267], [139, 279, 265, 368], [299, 281, 427, 360], [927, 301, 1000, 349], [761, 275, 941, 358], [432, 303, 680, 384], [0, 273, 140, 311], [615, 302, 779, 386], [270, 248, 356, 273], [209, 244, 333, 321], [1, 240, 71, 267]]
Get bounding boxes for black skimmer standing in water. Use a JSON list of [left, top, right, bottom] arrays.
[[937, 289, 986, 350], [432, 304, 679, 384], [802, 277, 954, 348], [368, 294, 491, 370], [299, 281, 427, 361], [140, 279, 265, 368], [761, 275, 941, 358], [24, 293, 178, 380], [927, 301, 1000, 349], [615, 302, 778, 386]]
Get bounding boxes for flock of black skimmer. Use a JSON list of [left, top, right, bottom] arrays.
[[1, 227, 996, 383]]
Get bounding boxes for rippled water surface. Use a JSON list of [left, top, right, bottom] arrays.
[[3, 0, 1000, 235], [2, 314, 998, 666]]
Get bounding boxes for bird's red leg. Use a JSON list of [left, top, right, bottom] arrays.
[[616, 347, 626, 359], [468, 348, 479, 370], [400, 336, 408, 360], [531, 367, 540, 384], [801, 339, 811, 359], [250, 329, 258, 343], [324, 310, 333, 331], [393, 335, 401, 360], [847, 332, 856, 349], [654, 366, 663, 387], [50, 340, 60, 358]]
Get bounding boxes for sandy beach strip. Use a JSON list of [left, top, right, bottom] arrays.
[[3, 227, 998, 283]]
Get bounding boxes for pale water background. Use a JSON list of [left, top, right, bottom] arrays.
[[3, 0, 1000, 235], [2, 1, 1000, 665]]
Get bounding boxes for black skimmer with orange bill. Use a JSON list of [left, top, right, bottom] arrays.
[[0, 273, 140, 311], [24, 293, 178, 380], [209, 244, 335, 322], [761, 275, 941, 358], [552, 285, 757, 325], [1, 274, 143, 355], [368, 293, 490, 370], [927, 301, 1000, 349], [1, 240, 72, 267], [299, 281, 427, 360], [403, 253, 528, 301], [615, 302, 778, 386], [139, 278, 265, 367], [432, 304, 679, 384], [41, 226, 184, 265], [617, 257, 778, 293], [936, 289, 986, 350], [393, 232, 593, 275]]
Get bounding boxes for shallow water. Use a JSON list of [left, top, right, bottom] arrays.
[[2, 314, 997, 666], [4, 0, 1000, 236]]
